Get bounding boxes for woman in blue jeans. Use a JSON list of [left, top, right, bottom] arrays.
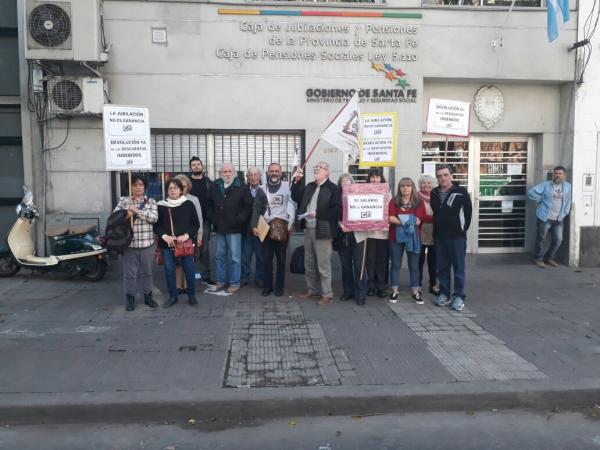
[[155, 178, 200, 308], [388, 177, 425, 304]]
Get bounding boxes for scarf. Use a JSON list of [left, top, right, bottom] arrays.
[[267, 179, 282, 193], [157, 195, 188, 208], [215, 176, 240, 194], [418, 191, 431, 203]]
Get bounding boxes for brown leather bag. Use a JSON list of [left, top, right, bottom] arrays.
[[168, 208, 195, 257], [269, 218, 289, 242]]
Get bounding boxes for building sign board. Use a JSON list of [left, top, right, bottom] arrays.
[[103, 105, 152, 171], [426, 98, 471, 137], [359, 112, 397, 167], [342, 183, 390, 231]]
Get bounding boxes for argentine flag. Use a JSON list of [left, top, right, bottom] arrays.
[[547, 0, 570, 42]]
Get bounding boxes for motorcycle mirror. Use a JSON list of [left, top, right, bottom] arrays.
[[22, 186, 33, 207]]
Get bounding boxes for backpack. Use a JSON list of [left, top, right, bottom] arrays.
[[290, 245, 305, 274], [104, 209, 133, 254]]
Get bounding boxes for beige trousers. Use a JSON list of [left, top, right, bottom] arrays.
[[303, 228, 333, 298]]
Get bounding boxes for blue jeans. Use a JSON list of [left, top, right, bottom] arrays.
[[389, 241, 420, 289], [162, 247, 195, 299], [435, 237, 466, 299], [241, 233, 264, 283], [215, 233, 242, 286], [535, 219, 564, 261]]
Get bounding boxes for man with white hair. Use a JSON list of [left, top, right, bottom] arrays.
[[292, 161, 341, 305], [206, 162, 253, 293], [241, 167, 264, 288]]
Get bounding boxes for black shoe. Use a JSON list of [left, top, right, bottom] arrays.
[[377, 290, 388, 298], [339, 294, 354, 302], [274, 289, 283, 297], [188, 296, 198, 306], [163, 297, 178, 308], [203, 277, 216, 286], [261, 288, 273, 297], [367, 288, 377, 296], [143, 293, 158, 308], [411, 292, 424, 305], [255, 279, 264, 289], [177, 288, 186, 295], [125, 295, 135, 311], [356, 298, 366, 306]]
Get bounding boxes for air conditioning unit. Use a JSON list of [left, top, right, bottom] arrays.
[[48, 76, 105, 115], [25, 0, 105, 62]]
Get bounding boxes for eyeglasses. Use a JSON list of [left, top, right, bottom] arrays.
[[313, 165, 328, 172]]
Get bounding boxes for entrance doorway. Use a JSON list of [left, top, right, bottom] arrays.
[[421, 136, 533, 254]]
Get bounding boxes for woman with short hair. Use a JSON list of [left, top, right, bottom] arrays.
[[417, 174, 439, 295], [154, 178, 200, 307]]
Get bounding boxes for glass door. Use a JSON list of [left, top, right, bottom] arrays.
[[473, 137, 532, 253]]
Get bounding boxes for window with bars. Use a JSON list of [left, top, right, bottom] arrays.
[[422, 0, 543, 6], [118, 130, 304, 201], [421, 140, 469, 187]]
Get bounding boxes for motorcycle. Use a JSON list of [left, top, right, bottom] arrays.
[[0, 186, 108, 280]]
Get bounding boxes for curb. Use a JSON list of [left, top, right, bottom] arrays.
[[2, 379, 599, 425]]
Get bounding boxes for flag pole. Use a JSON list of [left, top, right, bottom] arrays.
[[128, 170, 134, 227], [443, 135, 449, 163]]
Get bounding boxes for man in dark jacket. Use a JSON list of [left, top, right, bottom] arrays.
[[291, 161, 341, 305], [206, 162, 253, 293], [430, 164, 472, 312], [189, 157, 214, 285]]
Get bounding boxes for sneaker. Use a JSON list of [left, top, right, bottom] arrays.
[[451, 296, 464, 312], [435, 293, 451, 307], [411, 292, 424, 305], [202, 277, 216, 286], [226, 285, 240, 294], [545, 259, 559, 267], [534, 259, 546, 269], [208, 283, 224, 292], [388, 292, 399, 304]]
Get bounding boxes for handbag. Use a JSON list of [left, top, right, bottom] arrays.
[[266, 192, 289, 242], [168, 208, 195, 258]]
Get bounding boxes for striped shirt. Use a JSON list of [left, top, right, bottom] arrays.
[[114, 196, 158, 248]]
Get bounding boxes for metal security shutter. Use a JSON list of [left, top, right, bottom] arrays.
[[151, 131, 209, 173], [214, 132, 303, 176]]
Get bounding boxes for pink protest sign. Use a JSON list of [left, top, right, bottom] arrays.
[[342, 183, 390, 232]]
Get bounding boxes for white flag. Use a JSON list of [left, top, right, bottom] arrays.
[[321, 92, 361, 161]]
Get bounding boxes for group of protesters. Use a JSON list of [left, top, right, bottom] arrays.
[[115, 157, 473, 313]]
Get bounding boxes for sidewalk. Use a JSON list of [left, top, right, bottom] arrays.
[[0, 253, 599, 424]]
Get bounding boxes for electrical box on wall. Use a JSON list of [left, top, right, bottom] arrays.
[[25, 0, 106, 62]]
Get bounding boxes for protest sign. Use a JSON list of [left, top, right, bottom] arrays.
[[359, 112, 397, 168], [104, 105, 152, 171], [342, 183, 390, 232], [426, 98, 471, 137]]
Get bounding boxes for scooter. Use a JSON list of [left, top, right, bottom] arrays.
[[0, 186, 108, 280]]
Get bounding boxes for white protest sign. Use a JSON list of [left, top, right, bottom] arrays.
[[359, 112, 397, 168], [347, 194, 385, 221], [426, 98, 471, 137], [103, 105, 152, 170]]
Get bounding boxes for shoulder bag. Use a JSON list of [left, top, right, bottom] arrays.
[[266, 190, 288, 242], [169, 208, 195, 257]]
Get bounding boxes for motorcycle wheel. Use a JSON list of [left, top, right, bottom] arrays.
[[81, 260, 107, 281], [0, 255, 21, 277]]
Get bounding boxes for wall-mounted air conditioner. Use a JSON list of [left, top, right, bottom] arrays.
[[48, 76, 105, 115], [25, 0, 106, 62]]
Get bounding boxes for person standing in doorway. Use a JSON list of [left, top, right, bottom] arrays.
[[241, 167, 264, 288], [189, 157, 215, 286], [528, 166, 572, 268], [292, 162, 341, 305], [430, 164, 472, 312]]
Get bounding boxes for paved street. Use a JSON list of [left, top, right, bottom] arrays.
[[0, 250, 599, 425]]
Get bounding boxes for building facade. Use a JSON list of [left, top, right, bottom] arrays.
[[15, 0, 596, 263]]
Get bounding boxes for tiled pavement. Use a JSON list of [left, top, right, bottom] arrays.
[[0, 253, 598, 413]]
